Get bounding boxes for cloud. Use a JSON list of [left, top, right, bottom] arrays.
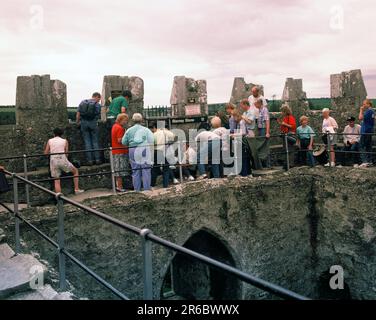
[[0, 0, 375, 106]]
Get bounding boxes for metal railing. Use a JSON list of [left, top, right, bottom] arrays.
[[0, 143, 191, 207], [1, 169, 310, 300], [143, 105, 172, 118], [277, 132, 376, 169], [2, 131, 376, 208]]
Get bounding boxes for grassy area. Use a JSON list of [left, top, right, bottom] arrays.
[[0, 107, 16, 125]]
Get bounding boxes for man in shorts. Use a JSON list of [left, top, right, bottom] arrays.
[[44, 128, 84, 194]]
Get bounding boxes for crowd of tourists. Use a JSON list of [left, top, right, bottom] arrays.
[[2, 89, 374, 194]]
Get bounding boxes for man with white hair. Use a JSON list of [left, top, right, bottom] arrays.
[[122, 113, 154, 192], [248, 86, 268, 121]]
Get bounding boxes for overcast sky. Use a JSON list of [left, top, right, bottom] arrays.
[[0, 0, 375, 106]]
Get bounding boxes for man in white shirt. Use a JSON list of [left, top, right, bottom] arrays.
[[196, 123, 221, 180], [240, 99, 256, 137], [149, 122, 178, 188], [342, 116, 361, 166], [248, 86, 267, 120]]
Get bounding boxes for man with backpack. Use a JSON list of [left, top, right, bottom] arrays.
[[77, 92, 102, 166]]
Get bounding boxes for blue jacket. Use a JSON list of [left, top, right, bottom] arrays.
[[122, 124, 154, 148], [361, 109, 375, 134]]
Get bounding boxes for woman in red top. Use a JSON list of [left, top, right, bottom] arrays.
[[111, 113, 129, 192], [278, 105, 297, 169], [279, 104, 297, 134]]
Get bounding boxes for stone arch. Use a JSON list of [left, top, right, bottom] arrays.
[[160, 228, 242, 300]]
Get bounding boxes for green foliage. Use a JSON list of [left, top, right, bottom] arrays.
[[0, 107, 16, 125], [67, 108, 77, 121], [308, 98, 332, 110]]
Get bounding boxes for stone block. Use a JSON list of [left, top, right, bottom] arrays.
[[230, 77, 264, 105], [170, 76, 208, 117], [0, 254, 47, 299], [281, 78, 309, 119], [330, 69, 368, 123], [101, 75, 144, 119]]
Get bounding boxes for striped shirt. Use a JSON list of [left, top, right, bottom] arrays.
[[258, 106, 270, 129]]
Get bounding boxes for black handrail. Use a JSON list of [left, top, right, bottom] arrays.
[[3, 169, 310, 300]]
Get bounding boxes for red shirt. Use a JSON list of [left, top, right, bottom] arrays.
[[281, 115, 297, 134], [111, 123, 128, 155]]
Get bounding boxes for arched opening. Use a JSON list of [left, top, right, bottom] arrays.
[[161, 229, 242, 300]]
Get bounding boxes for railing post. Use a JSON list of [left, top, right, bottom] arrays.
[[140, 229, 153, 300], [234, 137, 239, 175], [109, 148, 116, 194], [12, 174, 21, 254], [284, 134, 290, 171], [178, 141, 184, 184], [56, 193, 67, 291], [23, 154, 31, 208]]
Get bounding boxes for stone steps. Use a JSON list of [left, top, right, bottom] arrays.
[[0, 243, 72, 300]]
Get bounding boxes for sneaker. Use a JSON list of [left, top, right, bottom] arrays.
[[173, 178, 180, 185], [74, 189, 85, 195], [188, 176, 195, 181], [324, 162, 331, 167], [196, 174, 208, 181], [116, 188, 127, 193], [353, 164, 360, 168], [331, 162, 336, 167], [359, 163, 370, 168]]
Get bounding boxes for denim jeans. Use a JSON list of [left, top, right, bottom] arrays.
[[129, 146, 152, 191], [298, 139, 315, 167], [258, 128, 266, 137], [197, 140, 221, 178], [81, 119, 100, 163], [151, 150, 172, 188], [343, 143, 360, 165], [360, 135, 373, 164]]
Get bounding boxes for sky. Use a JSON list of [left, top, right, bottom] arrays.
[[0, 0, 375, 106]]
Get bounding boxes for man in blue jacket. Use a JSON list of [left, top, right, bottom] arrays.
[[122, 113, 154, 191], [358, 99, 375, 168]]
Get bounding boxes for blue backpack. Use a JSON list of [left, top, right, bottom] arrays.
[[79, 100, 97, 120]]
